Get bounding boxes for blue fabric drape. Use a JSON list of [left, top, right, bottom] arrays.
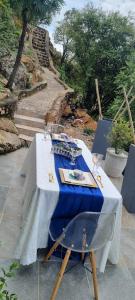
[[50, 142, 104, 242]]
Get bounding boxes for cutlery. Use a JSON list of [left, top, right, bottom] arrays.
[[97, 175, 104, 188], [49, 173, 54, 183]]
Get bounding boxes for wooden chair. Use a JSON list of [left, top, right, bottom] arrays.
[[44, 212, 116, 300]]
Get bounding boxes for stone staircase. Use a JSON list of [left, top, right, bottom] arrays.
[[15, 109, 44, 143], [14, 27, 74, 144], [32, 27, 50, 67]]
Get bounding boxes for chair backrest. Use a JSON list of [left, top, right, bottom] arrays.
[[92, 119, 112, 159], [49, 212, 116, 253], [121, 144, 135, 213], [49, 123, 64, 134]]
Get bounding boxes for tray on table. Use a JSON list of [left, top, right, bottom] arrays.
[[59, 168, 98, 188]]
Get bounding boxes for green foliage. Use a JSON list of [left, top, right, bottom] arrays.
[[24, 47, 33, 58], [115, 52, 135, 91], [54, 10, 76, 65], [83, 128, 94, 135], [58, 62, 84, 95], [0, 262, 19, 299], [6, 0, 64, 89], [0, 0, 19, 58], [55, 6, 135, 114], [107, 51, 135, 121], [0, 82, 5, 93], [108, 119, 133, 154], [9, 0, 64, 24]]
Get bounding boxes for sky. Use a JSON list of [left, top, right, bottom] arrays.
[[45, 0, 135, 50]]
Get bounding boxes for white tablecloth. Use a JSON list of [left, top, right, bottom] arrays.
[[15, 134, 122, 272]]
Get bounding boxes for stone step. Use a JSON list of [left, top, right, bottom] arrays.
[[16, 109, 44, 119], [33, 44, 45, 49], [15, 114, 44, 129], [19, 134, 33, 142], [32, 37, 45, 43], [36, 52, 48, 58], [33, 46, 46, 51], [33, 30, 46, 36], [16, 124, 44, 137]]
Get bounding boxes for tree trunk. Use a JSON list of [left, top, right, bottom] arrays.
[[6, 11, 28, 90], [60, 46, 67, 65]]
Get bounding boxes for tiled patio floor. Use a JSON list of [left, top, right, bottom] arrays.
[[0, 148, 135, 299]]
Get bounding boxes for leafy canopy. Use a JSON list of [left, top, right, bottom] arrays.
[[9, 0, 64, 24], [55, 5, 135, 114], [54, 9, 76, 64]]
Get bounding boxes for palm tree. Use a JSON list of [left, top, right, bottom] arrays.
[[7, 0, 64, 90]]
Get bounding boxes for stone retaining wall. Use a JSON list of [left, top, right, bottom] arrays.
[[18, 80, 47, 100], [45, 91, 75, 124]]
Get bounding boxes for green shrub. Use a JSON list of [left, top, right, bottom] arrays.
[[106, 51, 135, 122], [108, 118, 133, 154], [0, 82, 5, 93], [0, 262, 19, 299], [83, 127, 94, 135], [0, 0, 19, 58]]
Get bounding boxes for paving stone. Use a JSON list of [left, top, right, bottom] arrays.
[[0, 185, 8, 212], [0, 148, 135, 300], [0, 260, 38, 300], [39, 261, 92, 300], [121, 228, 135, 268], [17, 68, 65, 117], [86, 258, 135, 300]]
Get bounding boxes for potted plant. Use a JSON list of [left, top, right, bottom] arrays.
[[104, 118, 133, 177]]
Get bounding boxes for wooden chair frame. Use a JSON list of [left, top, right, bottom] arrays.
[[44, 241, 99, 300]]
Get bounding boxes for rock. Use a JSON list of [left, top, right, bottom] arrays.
[[0, 54, 31, 89], [82, 113, 91, 124], [45, 111, 57, 123], [45, 97, 67, 124], [0, 130, 23, 154], [0, 118, 18, 135], [0, 76, 8, 86], [72, 119, 84, 127], [21, 55, 36, 73], [32, 70, 43, 84], [62, 105, 73, 117], [64, 127, 78, 138], [84, 119, 97, 131], [72, 115, 97, 131], [0, 93, 9, 101], [74, 108, 87, 118]]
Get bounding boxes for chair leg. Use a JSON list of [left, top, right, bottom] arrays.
[[44, 240, 60, 262], [50, 249, 71, 300], [81, 253, 85, 262], [89, 250, 99, 300]]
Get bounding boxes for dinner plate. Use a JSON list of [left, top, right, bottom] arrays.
[[59, 168, 98, 188]]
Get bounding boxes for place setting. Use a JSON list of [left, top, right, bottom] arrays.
[[46, 126, 104, 190]]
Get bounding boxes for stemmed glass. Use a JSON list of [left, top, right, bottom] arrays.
[[44, 123, 52, 140], [70, 148, 76, 165], [92, 153, 103, 174]]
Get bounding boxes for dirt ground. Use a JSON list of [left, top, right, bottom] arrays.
[[61, 117, 94, 150]]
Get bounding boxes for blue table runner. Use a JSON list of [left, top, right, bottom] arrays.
[[50, 141, 104, 238]]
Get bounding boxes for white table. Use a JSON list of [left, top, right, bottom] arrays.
[[15, 134, 122, 272]]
